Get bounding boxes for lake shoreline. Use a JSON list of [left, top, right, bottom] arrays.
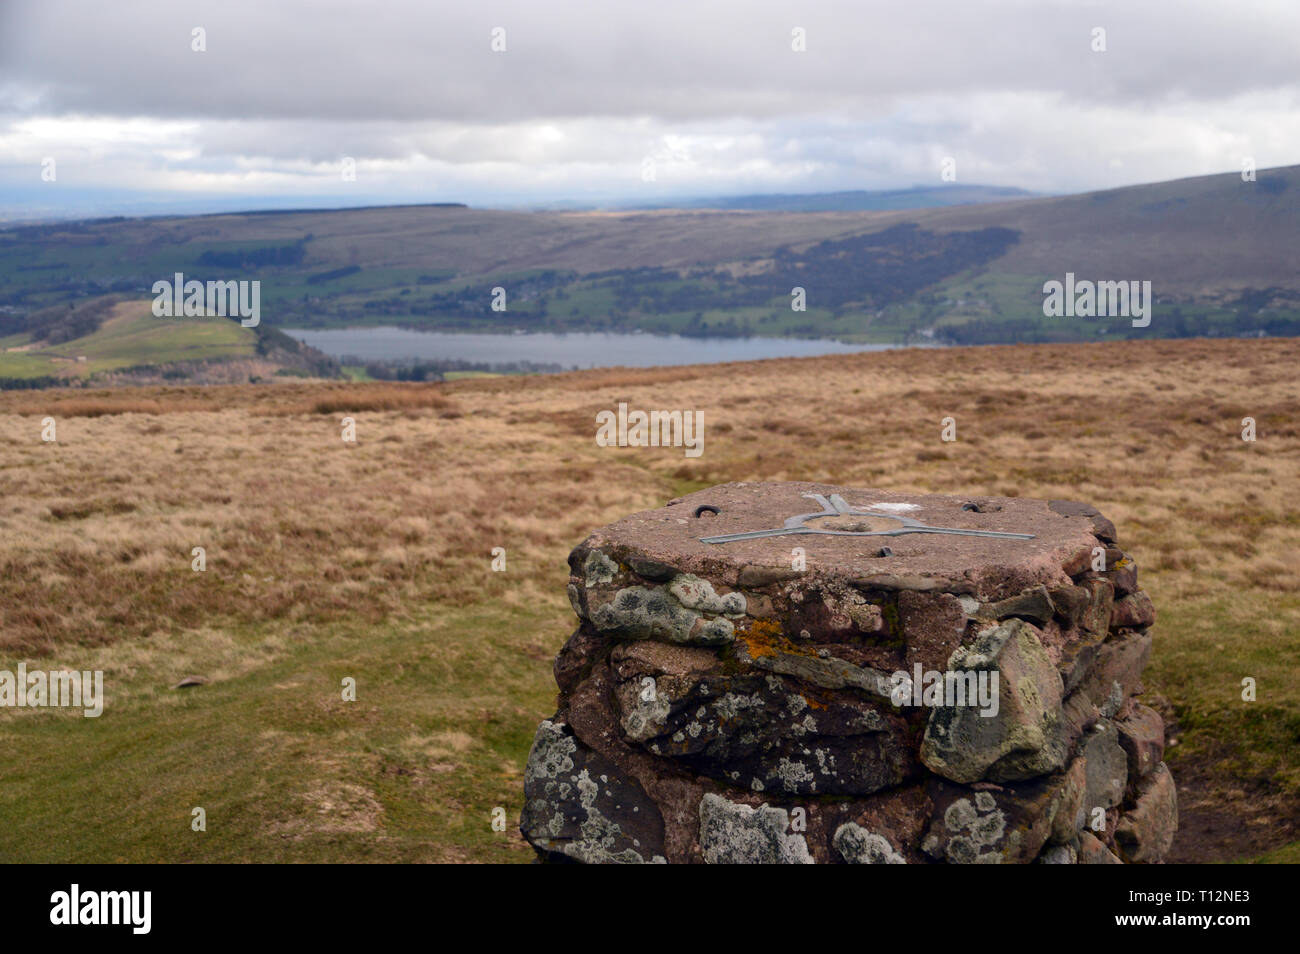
[[283, 326, 941, 371]]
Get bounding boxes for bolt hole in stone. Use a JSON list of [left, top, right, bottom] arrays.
[[877, 546, 894, 557], [694, 505, 720, 518]]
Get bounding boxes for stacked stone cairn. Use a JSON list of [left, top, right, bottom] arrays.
[[521, 482, 1177, 863]]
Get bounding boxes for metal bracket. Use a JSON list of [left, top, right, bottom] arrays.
[[699, 493, 1035, 544]]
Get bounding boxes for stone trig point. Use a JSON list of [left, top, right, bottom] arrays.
[[521, 481, 1176, 863]]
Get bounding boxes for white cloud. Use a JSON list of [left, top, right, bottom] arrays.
[[0, 0, 1298, 211]]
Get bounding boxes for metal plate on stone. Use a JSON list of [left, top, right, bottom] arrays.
[[699, 492, 1035, 544]]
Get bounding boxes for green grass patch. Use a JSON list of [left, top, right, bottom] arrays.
[[1248, 840, 1300, 863], [0, 301, 257, 381], [0, 599, 566, 862], [1146, 589, 1300, 794]]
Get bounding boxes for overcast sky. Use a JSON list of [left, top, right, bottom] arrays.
[[2, 0, 1298, 217]]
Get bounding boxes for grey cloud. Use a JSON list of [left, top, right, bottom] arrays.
[[0, 0, 1297, 208], [2, 0, 1298, 124]]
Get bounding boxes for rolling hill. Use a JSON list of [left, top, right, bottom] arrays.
[[614, 183, 1038, 211], [0, 299, 337, 387], [2, 164, 1297, 347]]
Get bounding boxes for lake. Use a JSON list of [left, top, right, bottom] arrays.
[[282, 327, 915, 369]]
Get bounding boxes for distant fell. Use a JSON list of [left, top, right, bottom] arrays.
[[3, 164, 1297, 348], [625, 184, 1036, 212]]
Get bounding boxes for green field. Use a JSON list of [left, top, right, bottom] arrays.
[[0, 301, 256, 380]]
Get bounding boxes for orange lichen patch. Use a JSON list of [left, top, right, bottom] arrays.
[[735, 633, 776, 659], [735, 616, 818, 661], [802, 693, 829, 711], [742, 616, 784, 642]]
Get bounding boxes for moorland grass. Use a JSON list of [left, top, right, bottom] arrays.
[[0, 335, 1297, 861]]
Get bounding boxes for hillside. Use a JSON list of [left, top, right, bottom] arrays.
[[0, 336, 1296, 862], [622, 183, 1038, 212], [0, 300, 338, 387], [2, 165, 1298, 346]]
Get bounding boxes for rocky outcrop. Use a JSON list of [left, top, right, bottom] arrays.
[[521, 482, 1176, 863]]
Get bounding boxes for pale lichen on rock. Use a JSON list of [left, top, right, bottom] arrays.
[[833, 823, 907, 864], [698, 793, 813, 864], [920, 618, 1067, 783]]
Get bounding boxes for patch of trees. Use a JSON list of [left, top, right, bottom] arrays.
[[1233, 286, 1298, 312], [678, 312, 752, 337], [741, 225, 1021, 308], [196, 240, 308, 269], [936, 301, 1300, 346], [306, 265, 362, 284], [936, 318, 1067, 345], [0, 275, 140, 308], [254, 324, 340, 377], [0, 296, 117, 343], [352, 356, 565, 380], [0, 375, 65, 391]]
